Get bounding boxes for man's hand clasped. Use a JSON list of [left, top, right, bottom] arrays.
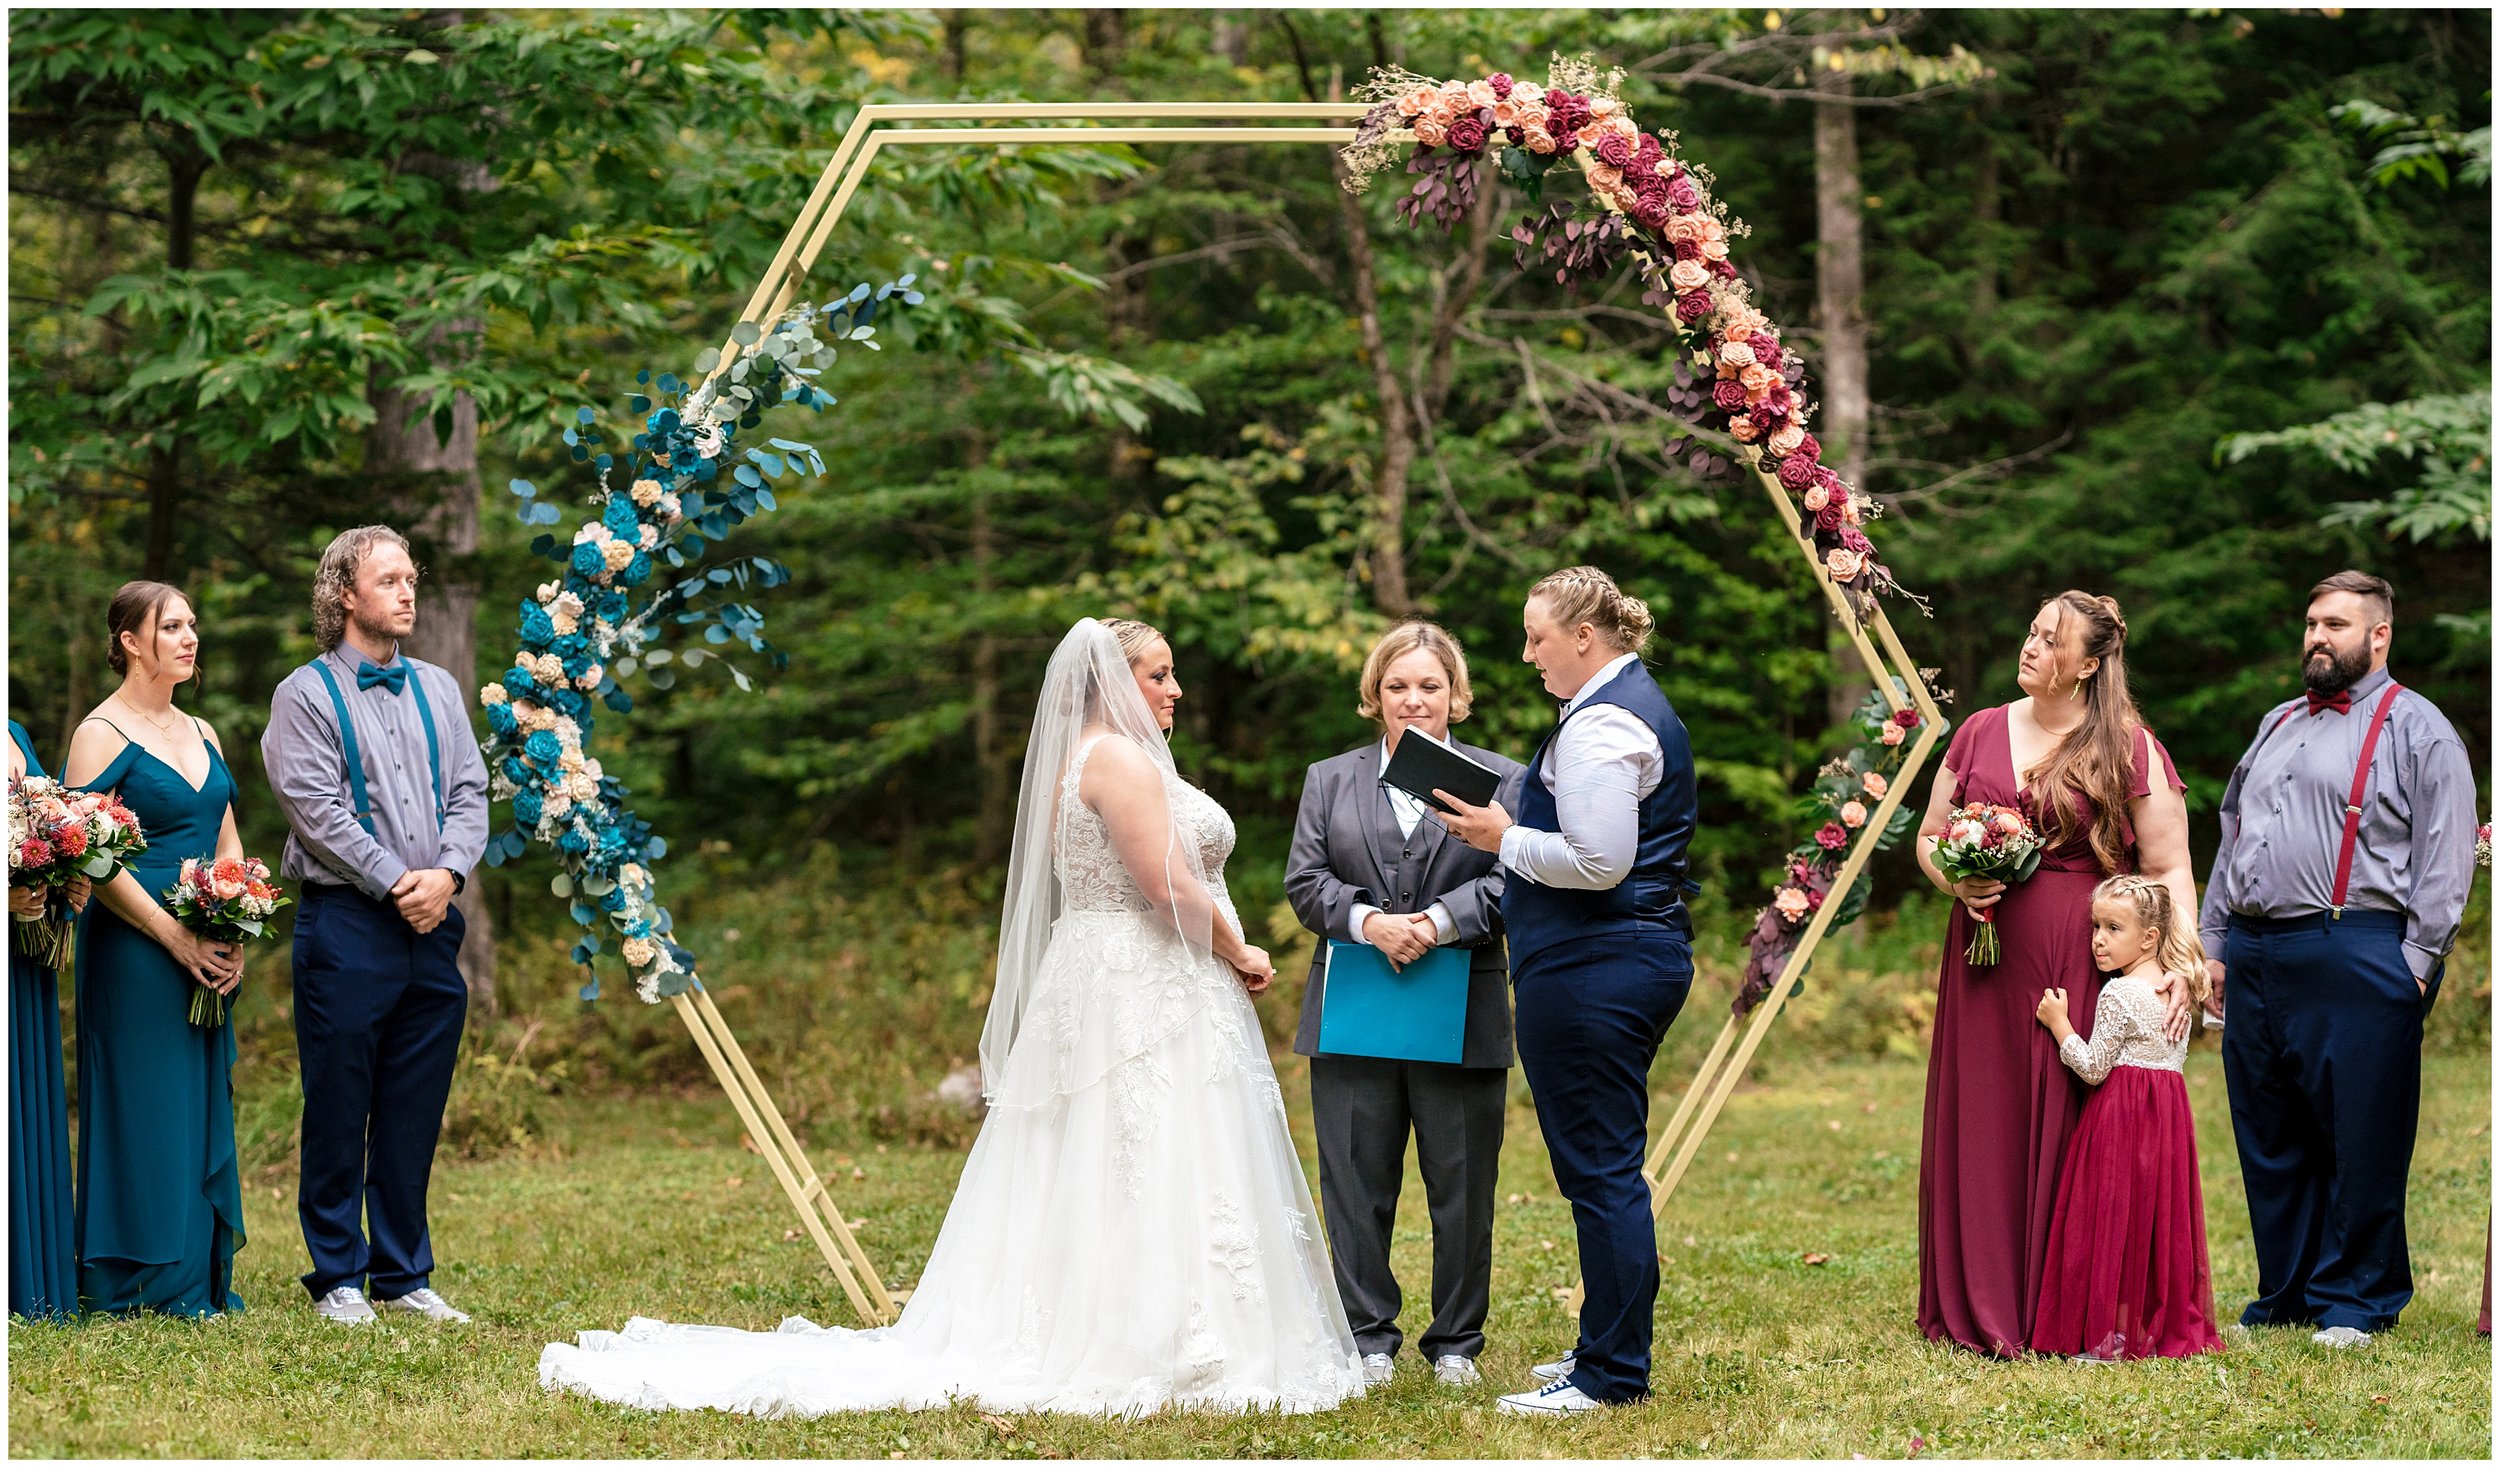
[[392, 867, 459, 934]]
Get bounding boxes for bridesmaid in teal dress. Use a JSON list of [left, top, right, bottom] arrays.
[[63, 582, 249, 1318], [9, 716, 90, 1319]]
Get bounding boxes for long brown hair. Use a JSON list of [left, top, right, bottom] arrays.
[[106, 580, 187, 678], [2027, 591, 2143, 874]]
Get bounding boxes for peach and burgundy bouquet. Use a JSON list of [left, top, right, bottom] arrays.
[[1933, 802, 2045, 967], [8, 775, 146, 967], [160, 855, 288, 1027]]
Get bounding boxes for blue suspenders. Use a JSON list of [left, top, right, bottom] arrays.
[[307, 656, 445, 836]]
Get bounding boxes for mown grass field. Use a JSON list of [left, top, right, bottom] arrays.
[[9, 1033, 2488, 1458]]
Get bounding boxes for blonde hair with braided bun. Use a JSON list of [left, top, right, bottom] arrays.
[[2090, 874, 2210, 1011], [1099, 617, 1165, 665], [1528, 566, 1654, 655]]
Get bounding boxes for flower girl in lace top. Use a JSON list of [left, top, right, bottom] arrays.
[[2027, 875, 2224, 1359]]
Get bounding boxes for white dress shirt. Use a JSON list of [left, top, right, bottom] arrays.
[[1498, 653, 1665, 891], [1347, 733, 1460, 947]]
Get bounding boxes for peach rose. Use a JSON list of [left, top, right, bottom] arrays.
[[1584, 160, 1625, 193], [1590, 94, 1622, 119], [1802, 485, 1830, 512], [1413, 115, 1449, 148], [1729, 418, 1762, 443], [1768, 425, 1805, 456], [1696, 216, 1727, 244], [1880, 722, 1907, 747], [1512, 81, 1545, 105], [1666, 214, 1706, 244], [1718, 339, 1756, 369], [1700, 238, 1731, 264], [1726, 305, 1769, 339], [1842, 497, 1863, 525], [1492, 99, 1522, 128], [1396, 88, 1428, 118], [1608, 113, 1640, 141], [1522, 124, 1558, 155], [1840, 800, 1869, 829], [1862, 771, 1890, 799], [1826, 548, 1865, 581], [1467, 78, 1499, 108], [1773, 887, 1811, 922], [1669, 259, 1710, 291], [1740, 363, 1779, 394], [1577, 121, 1605, 149]]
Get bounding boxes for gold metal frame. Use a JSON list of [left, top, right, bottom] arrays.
[[681, 102, 1941, 1326]]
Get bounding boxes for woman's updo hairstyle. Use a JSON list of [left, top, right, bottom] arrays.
[[1528, 565, 1654, 655], [106, 580, 186, 677], [1100, 617, 1165, 665]]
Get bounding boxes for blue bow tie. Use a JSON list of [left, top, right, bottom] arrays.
[[357, 661, 407, 696]]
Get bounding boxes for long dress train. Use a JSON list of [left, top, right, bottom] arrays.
[[541, 738, 1365, 1416]]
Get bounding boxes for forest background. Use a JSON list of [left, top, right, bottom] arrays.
[[7, 8, 2491, 1142]]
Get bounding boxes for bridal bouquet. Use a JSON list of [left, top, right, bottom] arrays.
[[1933, 802, 2044, 967], [7, 776, 146, 967], [160, 856, 288, 1027]]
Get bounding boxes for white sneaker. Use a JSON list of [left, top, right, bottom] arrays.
[[1530, 1351, 1577, 1382], [2311, 1325, 2372, 1348], [1497, 1379, 1610, 1416], [313, 1286, 376, 1325], [1432, 1354, 1482, 1387], [1360, 1351, 1396, 1385], [378, 1287, 471, 1324]]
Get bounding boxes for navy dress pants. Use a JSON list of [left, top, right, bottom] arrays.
[[2221, 910, 2434, 1333], [291, 883, 467, 1300], [1513, 929, 1691, 1403]]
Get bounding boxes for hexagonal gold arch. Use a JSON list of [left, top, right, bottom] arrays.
[[670, 101, 1944, 1326]]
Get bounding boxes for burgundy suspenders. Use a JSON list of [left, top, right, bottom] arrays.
[[2253, 681, 2405, 919]]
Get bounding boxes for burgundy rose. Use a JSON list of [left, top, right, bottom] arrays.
[[1893, 707, 1922, 729], [1760, 398, 1790, 424], [1631, 196, 1671, 231], [1815, 822, 1848, 851], [1447, 111, 1490, 154], [1505, 124, 1526, 145], [1488, 73, 1514, 99], [1814, 465, 1842, 492], [1751, 329, 1781, 353], [1545, 90, 1590, 138], [1825, 481, 1849, 511], [1839, 525, 1874, 554], [1791, 432, 1822, 465], [1778, 455, 1818, 491], [1815, 502, 1845, 532], [1594, 132, 1635, 170], [1710, 258, 1738, 280], [1667, 174, 1701, 211], [1751, 406, 1778, 430], [1712, 379, 1748, 411], [1675, 239, 1700, 262], [1635, 133, 1664, 167], [1676, 290, 1711, 323], [1752, 343, 1783, 374]]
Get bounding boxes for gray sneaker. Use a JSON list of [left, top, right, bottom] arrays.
[[378, 1287, 471, 1324], [1432, 1354, 1482, 1387], [313, 1286, 377, 1325], [2311, 1325, 2372, 1349], [1360, 1352, 1395, 1385], [1530, 1351, 1577, 1382]]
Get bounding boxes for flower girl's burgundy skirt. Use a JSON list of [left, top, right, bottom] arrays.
[[2030, 1065, 2224, 1359]]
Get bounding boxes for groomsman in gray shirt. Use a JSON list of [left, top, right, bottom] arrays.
[[2200, 570, 2478, 1347], [262, 526, 489, 1327]]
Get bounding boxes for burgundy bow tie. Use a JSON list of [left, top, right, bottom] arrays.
[[2305, 688, 2354, 716]]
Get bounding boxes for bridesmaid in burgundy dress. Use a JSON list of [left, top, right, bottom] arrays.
[[1910, 591, 2197, 1357]]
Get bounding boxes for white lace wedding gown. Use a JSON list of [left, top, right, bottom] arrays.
[[540, 738, 1366, 1417]]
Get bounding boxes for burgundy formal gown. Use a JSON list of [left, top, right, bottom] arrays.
[[2030, 975, 2223, 1359], [1916, 704, 2182, 1357]]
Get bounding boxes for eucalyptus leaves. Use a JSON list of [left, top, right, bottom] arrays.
[[481, 277, 921, 1001]]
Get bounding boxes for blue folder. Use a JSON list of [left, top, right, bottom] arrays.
[[1316, 939, 1470, 1064]]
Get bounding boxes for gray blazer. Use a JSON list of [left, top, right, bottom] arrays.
[[1284, 738, 1527, 1069]]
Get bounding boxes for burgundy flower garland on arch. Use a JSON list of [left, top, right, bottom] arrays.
[[1341, 56, 1948, 1013]]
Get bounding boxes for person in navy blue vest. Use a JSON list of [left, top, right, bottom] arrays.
[[261, 526, 489, 1327], [2199, 570, 2478, 1347], [1433, 566, 1697, 1416]]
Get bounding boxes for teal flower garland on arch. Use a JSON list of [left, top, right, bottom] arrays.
[[478, 277, 920, 1001]]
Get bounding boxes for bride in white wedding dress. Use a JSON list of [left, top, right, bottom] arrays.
[[540, 618, 1367, 1417]]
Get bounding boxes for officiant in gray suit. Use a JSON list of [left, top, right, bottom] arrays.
[[1285, 621, 1525, 1390]]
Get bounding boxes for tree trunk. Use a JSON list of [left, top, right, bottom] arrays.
[[140, 146, 206, 582], [1212, 13, 1248, 66], [1815, 65, 1872, 727], [1081, 9, 1126, 82], [967, 437, 1013, 868], [370, 360, 498, 1015], [942, 10, 968, 84]]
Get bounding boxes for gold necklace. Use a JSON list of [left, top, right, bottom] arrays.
[[114, 692, 180, 737]]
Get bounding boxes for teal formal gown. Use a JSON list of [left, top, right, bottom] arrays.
[[9, 720, 79, 1318], [72, 723, 244, 1317]]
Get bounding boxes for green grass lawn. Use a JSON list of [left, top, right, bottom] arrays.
[[9, 1041, 2488, 1458]]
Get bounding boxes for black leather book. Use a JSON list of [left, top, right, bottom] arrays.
[[1380, 732, 1503, 816]]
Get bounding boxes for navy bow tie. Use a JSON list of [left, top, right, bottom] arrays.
[[357, 661, 407, 696]]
